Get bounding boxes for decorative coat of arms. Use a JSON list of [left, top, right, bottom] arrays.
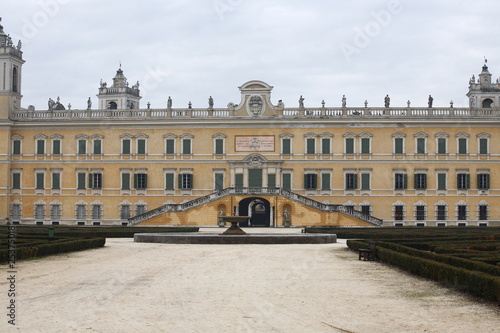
[[248, 95, 264, 117]]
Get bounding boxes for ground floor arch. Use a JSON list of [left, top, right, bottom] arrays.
[[238, 197, 271, 227]]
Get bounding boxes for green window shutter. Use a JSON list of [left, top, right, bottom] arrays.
[[88, 173, 94, 189], [78, 140, 86, 154], [479, 138, 488, 154], [93, 140, 101, 155], [52, 173, 60, 189], [361, 138, 370, 154], [235, 174, 243, 189], [403, 174, 408, 190], [182, 139, 191, 154], [437, 173, 446, 190], [12, 173, 21, 189], [417, 138, 425, 154], [321, 173, 331, 190], [361, 173, 370, 190], [282, 174, 291, 190], [137, 139, 146, 154], [282, 138, 291, 154], [122, 139, 131, 154], [52, 140, 61, 155], [466, 174, 470, 190], [346, 138, 354, 154], [122, 173, 130, 190], [215, 173, 224, 190], [36, 173, 44, 189], [77, 173, 86, 189], [395, 138, 403, 154], [178, 174, 183, 189], [353, 174, 358, 189], [486, 174, 490, 189], [166, 139, 174, 154], [13, 140, 21, 155], [37, 140, 45, 155], [438, 138, 446, 154], [267, 174, 276, 188], [165, 173, 174, 190], [322, 138, 330, 154], [458, 138, 467, 154], [422, 174, 427, 189], [134, 174, 138, 189], [306, 138, 315, 154], [215, 139, 223, 155]]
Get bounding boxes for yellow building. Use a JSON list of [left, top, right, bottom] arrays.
[[1, 22, 498, 227]]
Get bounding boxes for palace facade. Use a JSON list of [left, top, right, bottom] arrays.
[[1, 22, 499, 227]]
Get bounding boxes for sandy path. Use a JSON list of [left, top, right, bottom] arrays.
[[1, 234, 499, 332]]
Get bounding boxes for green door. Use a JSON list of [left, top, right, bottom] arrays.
[[248, 169, 262, 188]]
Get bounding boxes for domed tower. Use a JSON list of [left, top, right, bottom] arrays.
[[0, 18, 25, 119], [467, 60, 500, 109], [97, 66, 141, 110]]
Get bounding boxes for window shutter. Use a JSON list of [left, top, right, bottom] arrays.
[[93, 140, 101, 154], [479, 138, 488, 154], [215, 173, 224, 190], [166, 139, 174, 154], [438, 173, 446, 190], [52, 173, 60, 189], [322, 138, 330, 154], [215, 139, 223, 155], [282, 138, 291, 154], [53, 140, 61, 155], [361, 138, 370, 154], [235, 174, 243, 189], [346, 138, 354, 154], [361, 174, 370, 190], [13, 173, 20, 189], [13, 140, 21, 155], [36, 173, 44, 189], [282, 174, 291, 190], [138, 139, 146, 154], [306, 138, 315, 154], [122, 173, 130, 190], [403, 174, 408, 189], [165, 173, 174, 190], [321, 173, 330, 190], [122, 139, 131, 154], [77, 173, 86, 189], [183, 139, 191, 154], [422, 174, 427, 189], [144, 174, 148, 189], [88, 173, 93, 189], [395, 138, 403, 154], [37, 140, 45, 155], [486, 174, 490, 189], [178, 174, 182, 189], [438, 138, 446, 154], [466, 174, 470, 190], [78, 140, 86, 154], [458, 138, 467, 154], [267, 174, 276, 188]]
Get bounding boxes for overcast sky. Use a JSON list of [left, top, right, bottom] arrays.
[[2, 0, 500, 110]]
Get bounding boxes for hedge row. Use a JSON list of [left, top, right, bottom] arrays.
[[347, 240, 500, 302], [0, 237, 106, 263]]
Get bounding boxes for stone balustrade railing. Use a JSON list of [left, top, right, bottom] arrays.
[[11, 107, 499, 121], [127, 187, 383, 226]]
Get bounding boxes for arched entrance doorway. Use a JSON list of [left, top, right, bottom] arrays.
[[238, 197, 271, 227]]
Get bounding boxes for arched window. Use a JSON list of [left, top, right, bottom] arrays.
[[482, 98, 493, 108]]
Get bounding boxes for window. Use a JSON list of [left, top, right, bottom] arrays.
[[93, 139, 102, 155], [268, 174, 276, 188], [13, 140, 21, 155], [321, 138, 331, 155], [179, 174, 193, 189], [134, 173, 148, 190], [89, 173, 102, 189], [361, 173, 370, 190], [345, 138, 354, 154], [345, 173, 358, 190], [457, 205, 467, 220], [437, 138, 446, 154], [52, 173, 60, 190], [479, 138, 488, 154], [36, 173, 44, 190], [36, 139, 45, 155], [136, 204, 146, 216], [78, 140, 87, 155], [304, 174, 317, 190], [77, 173, 86, 190], [215, 139, 224, 155], [477, 174, 490, 190], [458, 138, 467, 154], [122, 139, 131, 154], [52, 140, 61, 155], [306, 138, 315, 155], [416, 138, 426, 154], [11, 204, 21, 221], [414, 173, 427, 190], [35, 204, 45, 220], [76, 205, 86, 220], [282, 173, 291, 190], [457, 173, 470, 190], [415, 206, 426, 220], [50, 205, 61, 221], [436, 205, 446, 220], [361, 138, 370, 154], [394, 173, 407, 190], [121, 173, 130, 190], [12, 173, 21, 189], [91, 205, 101, 220], [361, 205, 370, 216], [479, 205, 488, 220], [166, 139, 175, 155], [321, 173, 331, 191], [235, 174, 244, 189], [394, 205, 404, 221], [137, 139, 146, 155], [165, 173, 175, 190], [120, 205, 131, 220], [182, 139, 191, 155], [282, 138, 291, 155], [215, 173, 224, 190], [394, 138, 403, 154], [437, 173, 447, 190]]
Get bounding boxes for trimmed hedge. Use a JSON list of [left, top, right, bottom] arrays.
[[347, 240, 500, 302], [0, 237, 106, 263]]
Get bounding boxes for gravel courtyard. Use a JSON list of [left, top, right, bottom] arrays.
[[1, 229, 499, 332]]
